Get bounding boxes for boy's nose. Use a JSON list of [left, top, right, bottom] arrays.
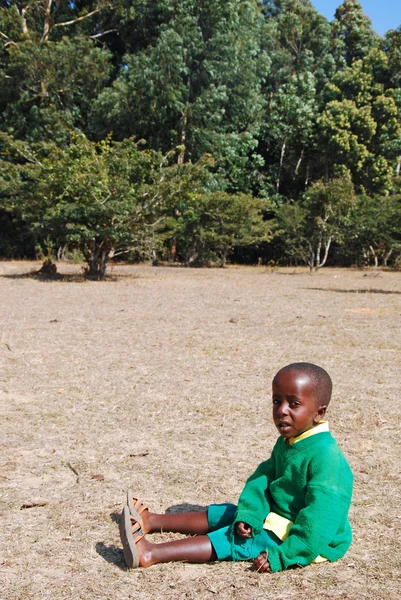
[[277, 402, 289, 416]]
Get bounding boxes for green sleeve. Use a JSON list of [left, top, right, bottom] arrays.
[[267, 448, 353, 572], [234, 445, 277, 535]]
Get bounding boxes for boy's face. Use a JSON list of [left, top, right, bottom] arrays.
[[272, 370, 326, 439]]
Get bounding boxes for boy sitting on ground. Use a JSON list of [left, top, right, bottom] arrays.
[[119, 362, 353, 572]]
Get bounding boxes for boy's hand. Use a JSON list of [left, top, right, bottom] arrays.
[[235, 521, 252, 538], [253, 552, 271, 573]]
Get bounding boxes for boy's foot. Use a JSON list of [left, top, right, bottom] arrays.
[[127, 490, 149, 532], [119, 505, 145, 568]]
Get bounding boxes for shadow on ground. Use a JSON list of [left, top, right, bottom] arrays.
[[96, 541, 126, 569], [0, 271, 87, 282], [307, 287, 401, 295], [166, 503, 207, 513], [0, 271, 145, 283]]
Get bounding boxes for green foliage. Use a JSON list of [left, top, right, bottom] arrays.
[[302, 173, 356, 269], [163, 191, 273, 266], [273, 200, 308, 265], [1, 132, 170, 276], [0, 37, 112, 143], [260, 0, 333, 195], [318, 50, 401, 193], [330, 0, 379, 68], [341, 192, 401, 266], [274, 174, 356, 269], [1, 0, 401, 270], [385, 27, 401, 88], [90, 0, 268, 193]]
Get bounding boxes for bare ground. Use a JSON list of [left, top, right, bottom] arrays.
[[0, 261, 400, 600]]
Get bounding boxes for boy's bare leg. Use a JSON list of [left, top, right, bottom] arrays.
[[142, 510, 210, 535], [137, 534, 216, 567]]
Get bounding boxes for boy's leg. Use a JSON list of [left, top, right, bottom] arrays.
[[138, 534, 216, 567], [120, 506, 216, 568], [140, 503, 237, 535], [142, 510, 210, 535]]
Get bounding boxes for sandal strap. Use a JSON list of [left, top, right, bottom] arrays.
[[133, 497, 149, 514], [130, 520, 145, 542]]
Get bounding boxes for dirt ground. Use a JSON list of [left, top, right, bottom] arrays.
[[0, 261, 400, 600]]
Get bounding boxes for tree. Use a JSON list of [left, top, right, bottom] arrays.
[[0, 132, 37, 256], [264, 73, 317, 194], [385, 26, 401, 88], [341, 192, 401, 266], [383, 27, 401, 178], [1, 0, 401, 270], [0, 1, 113, 143], [273, 200, 308, 265], [330, 0, 379, 69], [301, 173, 356, 270], [317, 97, 375, 182], [263, 0, 334, 83], [163, 191, 273, 266], [272, 175, 356, 270], [260, 0, 334, 196], [318, 49, 401, 193], [90, 0, 269, 194], [1, 133, 170, 277], [0, 1, 110, 43]]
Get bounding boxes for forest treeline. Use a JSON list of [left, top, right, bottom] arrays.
[[1, 0, 401, 276]]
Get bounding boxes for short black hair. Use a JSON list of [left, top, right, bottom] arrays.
[[273, 362, 332, 407]]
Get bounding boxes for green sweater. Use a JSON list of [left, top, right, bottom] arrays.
[[233, 432, 353, 572]]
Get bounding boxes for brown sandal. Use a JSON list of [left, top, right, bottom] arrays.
[[127, 489, 149, 529], [119, 505, 144, 568]]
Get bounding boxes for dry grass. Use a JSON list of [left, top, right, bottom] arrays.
[[0, 261, 400, 600]]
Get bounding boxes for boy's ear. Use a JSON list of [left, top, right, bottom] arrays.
[[314, 404, 327, 423]]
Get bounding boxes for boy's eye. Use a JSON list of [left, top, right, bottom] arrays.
[[289, 401, 299, 408]]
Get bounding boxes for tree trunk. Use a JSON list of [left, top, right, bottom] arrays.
[[369, 245, 378, 268], [220, 251, 228, 268], [295, 148, 304, 176], [383, 248, 393, 267], [169, 238, 177, 262], [86, 242, 111, 279], [178, 104, 189, 165], [42, 0, 54, 42], [396, 156, 401, 177], [317, 236, 332, 269], [40, 80, 48, 99], [307, 242, 315, 272], [305, 162, 310, 187], [57, 245, 67, 261], [276, 141, 286, 193], [316, 235, 322, 269], [20, 8, 29, 35]]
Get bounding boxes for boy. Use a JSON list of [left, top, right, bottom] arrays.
[[119, 362, 353, 572]]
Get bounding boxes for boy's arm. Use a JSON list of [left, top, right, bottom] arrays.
[[234, 447, 277, 535], [267, 449, 353, 572]]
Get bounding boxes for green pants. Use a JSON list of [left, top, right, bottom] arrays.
[[206, 503, 282, 561]]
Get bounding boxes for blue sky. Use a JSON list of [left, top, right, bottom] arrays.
[[311, 1, 401, 36]]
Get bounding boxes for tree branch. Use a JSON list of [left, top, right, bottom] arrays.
[[0, 31, 17, 47], [15, 145, 43, 167], [112, 246, 143, 258], [53, 8, 102, 29], [89, 29, 117, 40]]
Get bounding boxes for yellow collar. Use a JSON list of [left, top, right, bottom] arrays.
[[285, 421, 329, 446]]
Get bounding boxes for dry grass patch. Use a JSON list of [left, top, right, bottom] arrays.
[[0, 262, 400, 599]]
